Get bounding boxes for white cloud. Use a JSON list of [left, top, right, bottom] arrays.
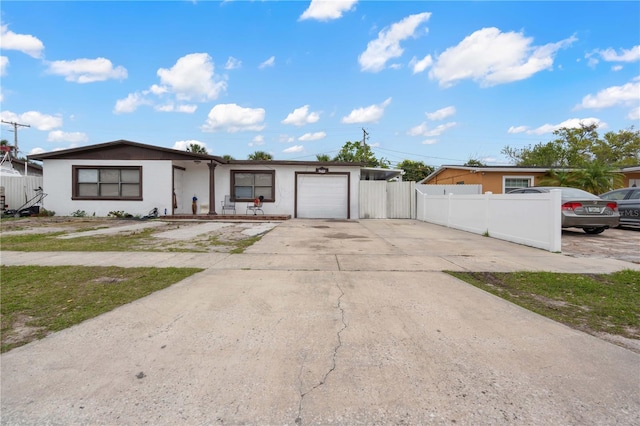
[[149, 84, 168, 95], [278, 134, 295, 143], [172, 140, 209, 153], [409, 54, 433, 74], [426, 106, 456, 121], [342, 97, 391, 124], [28, 147, 46, 155], [155, 103, 198, 113], [157, 53, 227, 101], [47, 58, 127, 83], [421, 139, 437, 145], [359, 12, 431, 72], [590, 45, 640, 64], [527, 118, 604, 135], [113, 92, 151, 114], [575, 78, 640, 110], [508, 125, 529, 134], [201, 103, 266, 133], [628, 106, 640, 120], [0, 110, 62, 131], [612, 65, 623, 72], [225, 56, 242, 70], [299, 0, 357, 21], [430, 27, 576, 87], [283, 145, 304, 153], [251, 135, 265, 146], [408, 121, 456, 137], [282, 105, 320, 126], [298, 131, 326, 141], [46, 130, 88, 143], [259, 56, 275, 69], [0, 56, 8, 76], [0, 24, 44, 58]]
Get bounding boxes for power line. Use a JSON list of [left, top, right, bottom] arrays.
[[1, 120, 30, 158]]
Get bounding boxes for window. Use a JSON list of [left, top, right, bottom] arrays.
[[231, 170, 275, 202], [73, 166, 142, 200], [504, 176, 533, 193]]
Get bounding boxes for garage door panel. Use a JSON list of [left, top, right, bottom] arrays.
[[297, 175, 348, 219]]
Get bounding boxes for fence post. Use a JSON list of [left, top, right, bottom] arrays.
[[549, 189, 562, 252]]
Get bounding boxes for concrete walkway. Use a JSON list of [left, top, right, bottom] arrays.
[[1, 219, 639, 425]]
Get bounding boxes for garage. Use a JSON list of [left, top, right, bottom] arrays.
[[296, 173, 349, 219]]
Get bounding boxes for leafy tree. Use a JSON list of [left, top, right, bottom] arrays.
[[501, 124, 639, 168], [186, 143, 207, 154], [316, 154, 332, 162], [592, 127, 640, 167], [464, 158, 486, 167], [248, 150, 273, 160], [332, 141, 389, 168], [221, 154, 235, 161], [395, 159, 434, 182]]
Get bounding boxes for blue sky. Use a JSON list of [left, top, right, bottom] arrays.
[[1, 1, 638, 168]]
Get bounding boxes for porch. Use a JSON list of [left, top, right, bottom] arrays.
[[161, 214, 291, 221]]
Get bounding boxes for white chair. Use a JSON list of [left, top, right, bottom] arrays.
[[246, 196, 264, 215], [220, 195, 236, 214]]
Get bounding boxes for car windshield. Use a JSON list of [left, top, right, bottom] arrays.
[[557, 188, 599, 199]]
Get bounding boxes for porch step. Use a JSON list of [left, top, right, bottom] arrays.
[[160, 214, 291, 221]]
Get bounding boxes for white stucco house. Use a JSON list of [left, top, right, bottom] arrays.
[[28, 140, 363, 219]]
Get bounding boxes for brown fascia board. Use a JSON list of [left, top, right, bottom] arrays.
[[225, 160, 365, 167], [28, 139, 225, 163]]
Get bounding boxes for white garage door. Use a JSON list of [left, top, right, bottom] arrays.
[[297, 174, 349, 219]]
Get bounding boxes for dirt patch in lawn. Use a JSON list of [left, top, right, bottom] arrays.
[[0, 217, 278, 253]]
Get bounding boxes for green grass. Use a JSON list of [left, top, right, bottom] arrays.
[[0, 224, 265, 253], [1, 265, 203, 352], [447, 270, 640, 340], [0, 228, 160, 252]]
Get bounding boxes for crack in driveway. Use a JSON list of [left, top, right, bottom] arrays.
[[295, 282, 347, 424]]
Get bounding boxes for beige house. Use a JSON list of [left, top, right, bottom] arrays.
[[420, 165, 640, 193]]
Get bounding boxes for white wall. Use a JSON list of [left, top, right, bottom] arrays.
[[214, 164, 361, 218], [41, 159, 173, 217], [416, 188, 562, 252]]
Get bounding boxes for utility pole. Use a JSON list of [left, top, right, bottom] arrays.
[[361, 128, 369, 148], [1, 120, 30, 158]]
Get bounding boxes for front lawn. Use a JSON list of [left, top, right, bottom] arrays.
[[1, 265, 202, 352]]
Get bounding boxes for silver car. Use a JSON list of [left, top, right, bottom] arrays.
[[507, 186, 620, 234], [599, 187, 640, 227]]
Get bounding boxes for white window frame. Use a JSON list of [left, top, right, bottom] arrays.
[[503, 175, 534, 193]]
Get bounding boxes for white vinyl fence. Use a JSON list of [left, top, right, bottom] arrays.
[[415, 184, 482, 196], [360, 181, 415, 219], [0, 176, 45, 212], [416, 187, 562, 252]]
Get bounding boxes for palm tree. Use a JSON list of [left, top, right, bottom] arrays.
[[538, 169, 577, 187], [315, 154, 331, 162], [222, 154, 235, 161], [572, 161, 623, 194], [186, 143, 207, 154], [248, 151, 273, 160]]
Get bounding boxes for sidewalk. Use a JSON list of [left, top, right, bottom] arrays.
[[2, 219, 639, 425]]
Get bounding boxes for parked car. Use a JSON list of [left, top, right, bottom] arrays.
[[599, 187, 640, 227], [507, 186, 620, 234]]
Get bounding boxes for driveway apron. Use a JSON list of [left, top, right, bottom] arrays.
[[1, 219, 639, 425]]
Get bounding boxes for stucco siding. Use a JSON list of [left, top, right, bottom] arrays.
[[41, 159, 173, 217]]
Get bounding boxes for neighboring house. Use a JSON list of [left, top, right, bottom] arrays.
[[420, 165, 640, 193], [28, 140, 362, 219], [621, 166, 640, 187]]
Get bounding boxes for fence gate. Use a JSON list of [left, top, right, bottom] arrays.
[[359, 181, 415, 219]]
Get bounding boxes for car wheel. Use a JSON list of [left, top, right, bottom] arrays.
[[583, 227, 606, 234]]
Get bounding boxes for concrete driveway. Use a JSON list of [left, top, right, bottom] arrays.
[[1, 219, 639, 425]]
